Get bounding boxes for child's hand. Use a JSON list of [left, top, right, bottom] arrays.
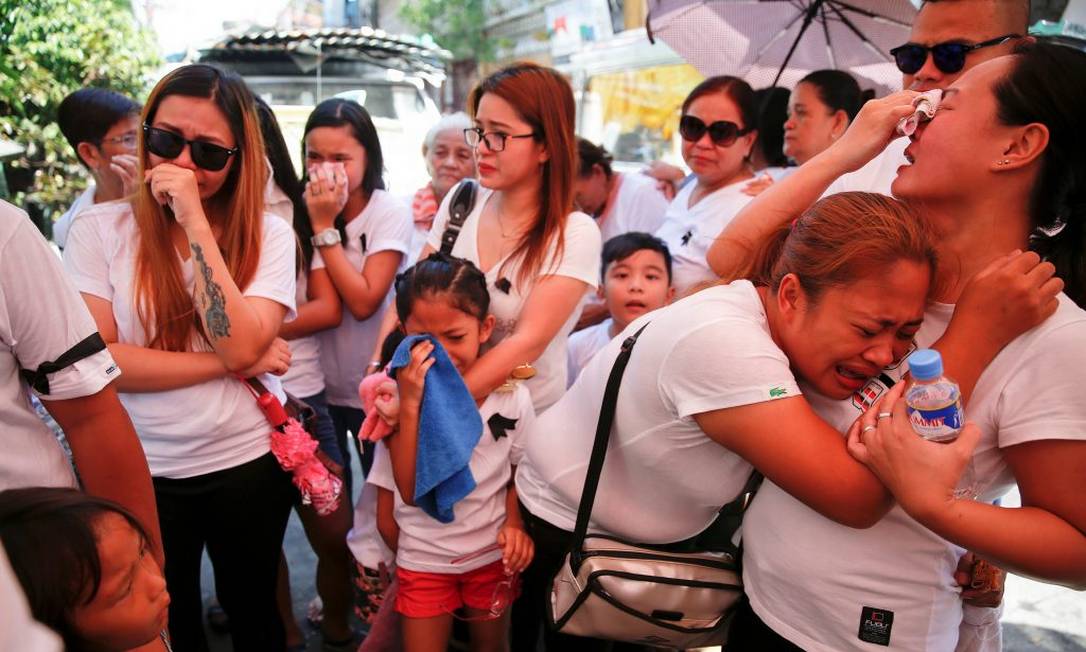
[[397, 339, 434, 408], [497, 524, 534, 575], [373, 378, 400, 428]]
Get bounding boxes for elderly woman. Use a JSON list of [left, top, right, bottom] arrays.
[[409, 112, 476, 260]]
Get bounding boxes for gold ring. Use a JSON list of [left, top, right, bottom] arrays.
[[877, 412, 893, 420]]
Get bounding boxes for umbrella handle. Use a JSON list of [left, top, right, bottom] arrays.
[[646, 3, 656, 44]]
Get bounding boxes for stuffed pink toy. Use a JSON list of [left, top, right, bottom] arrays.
[[358, 370, 400, 442]]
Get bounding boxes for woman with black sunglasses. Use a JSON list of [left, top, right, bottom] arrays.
[[63, 64, 298, 652], [654, 76, 759, 296]]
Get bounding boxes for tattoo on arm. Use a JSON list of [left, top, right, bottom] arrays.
[[190, 243, 231, 339]]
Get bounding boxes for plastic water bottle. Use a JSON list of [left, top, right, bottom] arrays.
[[904, 349, 977, 498]]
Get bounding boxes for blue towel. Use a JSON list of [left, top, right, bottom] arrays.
[[388, 334, 483, 523]]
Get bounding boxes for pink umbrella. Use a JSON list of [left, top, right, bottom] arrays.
[[647, 0, 918, 95]]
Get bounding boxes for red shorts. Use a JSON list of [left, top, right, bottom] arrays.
[[395, 560, 511, 619]]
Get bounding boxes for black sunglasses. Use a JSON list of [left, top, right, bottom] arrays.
[[890, 34, 1020, 75], [678, 115, 753, 147], [142, 124, 239, 172]]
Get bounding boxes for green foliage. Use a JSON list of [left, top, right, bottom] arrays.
[[0, 0, 160, 221], [399, 0, 499, 62]]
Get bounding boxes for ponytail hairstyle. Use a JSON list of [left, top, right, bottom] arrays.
[[253, 95, 309, 272], [739, 192, 937, 303], [753, 86, 791, 168], [576, 137, 614, 179], [798, 69, 864, 122], [468, 62, 577, 287], [0, 488, 152, 652], [132, 64, 266, 352], [395, 252, 491, 323], [995, 40, 1086, 308]]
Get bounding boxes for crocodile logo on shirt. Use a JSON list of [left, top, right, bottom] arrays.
[[769, 387, 788, 398]]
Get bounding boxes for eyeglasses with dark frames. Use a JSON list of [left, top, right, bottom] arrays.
[[890, 34, 1021, 76], [463, 127, 536, 152]]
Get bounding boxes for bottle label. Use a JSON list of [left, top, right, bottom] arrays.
[[906, 401, 963, 441]]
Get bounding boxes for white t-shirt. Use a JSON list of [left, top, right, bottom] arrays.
[[0, 544, 62, 652], [566, 318, 615, 387], [0, 202, 120, 490], [427, 187, 602, 412], [743, 295, 1086, 652], [654, 178, 754, 296], [368, 385, 536, 573], [264, 175, 294, 224], [596, 172, 669, 243], [64, 202, 298, 479], [281, 250, 327, 399], [516, 281, 799, 543], [823, 138, 909, 197], [52, 185, 96, 250], [318, 190, 413, 408], [347, 459, 396, 570]]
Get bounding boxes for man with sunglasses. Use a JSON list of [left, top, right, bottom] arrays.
[[53, 88, 142, 250], [825, 0, 1029, 196]]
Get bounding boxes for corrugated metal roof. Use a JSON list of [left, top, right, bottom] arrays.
[[198, 27, 451, 79]]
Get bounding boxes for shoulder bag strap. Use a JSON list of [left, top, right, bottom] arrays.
[[439, 179, 478, 254], [691, 469, 764, 553], [569, 322, 650, 563]]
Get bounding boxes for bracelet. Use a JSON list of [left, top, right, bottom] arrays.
[[366, 360, 382, 370]]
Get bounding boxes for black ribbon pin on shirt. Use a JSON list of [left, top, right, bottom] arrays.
[[495, 277, 512, 294], [487, 413, 518, 441], [680, 230, 693, 246]]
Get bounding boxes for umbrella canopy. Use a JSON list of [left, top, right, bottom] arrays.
[[647, 0, 917, 96]]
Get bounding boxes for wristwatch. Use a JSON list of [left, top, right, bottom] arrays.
[[310, 228, 341, 247]]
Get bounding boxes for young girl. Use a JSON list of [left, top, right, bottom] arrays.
[[372, 253, 535, 652], [373, 62, 602, 414], [0, 487, 170, 652], [253, 97, 356, 651], [64, 64, 298, 651], [303, 98, 413, 489]]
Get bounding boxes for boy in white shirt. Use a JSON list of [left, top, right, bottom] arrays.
[[567, 232, 674, 385], [53, 88, 140, 249]]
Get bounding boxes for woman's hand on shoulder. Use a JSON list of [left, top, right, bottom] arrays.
[[953, 249, 1063, 352], [305, 162, 349, 231], [820, 90, 919, 173], [144, 164, 207, 233]]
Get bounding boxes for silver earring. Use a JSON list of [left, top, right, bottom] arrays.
[[997, 159, 1010, 166]]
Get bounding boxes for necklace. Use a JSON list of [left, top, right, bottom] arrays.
[[496, 208, 515, 239]]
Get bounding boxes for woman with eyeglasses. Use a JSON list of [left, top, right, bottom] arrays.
[[407, 62, 601, 413], [710, 41, 1085, 651], [63, 64, 299, 652], [654, 76, 758, 296]]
